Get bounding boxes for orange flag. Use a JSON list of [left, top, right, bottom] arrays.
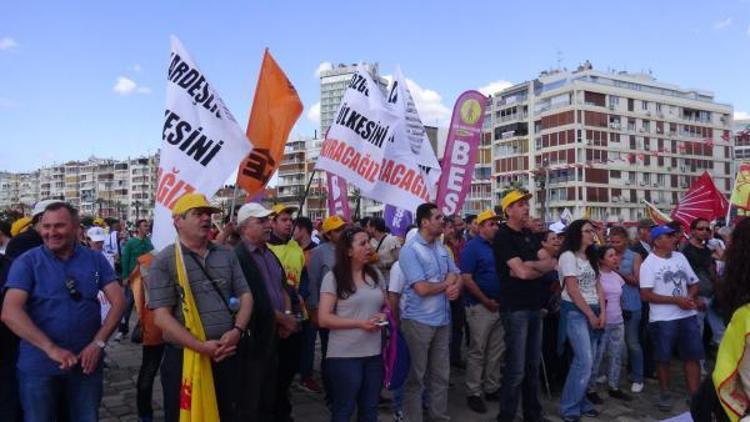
[[237, 49, 303, 197]]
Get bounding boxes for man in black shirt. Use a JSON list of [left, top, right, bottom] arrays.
[[493, 191, 557, 422], [682, 217, 724, 347]]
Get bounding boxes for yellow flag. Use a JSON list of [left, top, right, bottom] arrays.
[[730, 161, 750, 211], [175, 241, 220, 422]]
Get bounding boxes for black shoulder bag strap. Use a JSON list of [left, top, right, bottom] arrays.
[[187, 252, 235, 317], [375, 235, 387, 253]]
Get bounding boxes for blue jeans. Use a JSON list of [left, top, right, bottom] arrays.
[[697, 296, 727, 346], [17, 367, 103, 422], [590, 323, 625, 390], [497, 309, 543, 422], [325, 355, 383, 422], [560, 306, 600, 418], [623, 309, 644, 383]]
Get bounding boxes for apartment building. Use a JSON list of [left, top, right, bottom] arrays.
[[0, 155, 159, 221], [485, 62, 734, 223], [734, 118, 750, 161]]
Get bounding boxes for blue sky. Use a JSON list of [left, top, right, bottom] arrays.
[[1, 0, 749, 172]]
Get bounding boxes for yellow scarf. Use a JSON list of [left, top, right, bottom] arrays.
[[176, 241, 220, 422], [714, 304, 750, 421]]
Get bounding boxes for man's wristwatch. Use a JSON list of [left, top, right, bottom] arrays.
[[94, 340, 106, 349], [232, 325, 246, 338]]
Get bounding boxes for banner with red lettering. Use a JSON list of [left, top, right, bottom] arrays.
[[152, 36, 252, 249], [326, 171, 352, 220], [436, 90, 487, 216], [315, 68, 433, 212]]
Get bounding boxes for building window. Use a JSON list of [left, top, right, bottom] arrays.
[[641, 101, 649, 111]]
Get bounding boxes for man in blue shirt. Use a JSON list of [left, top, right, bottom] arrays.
[[460, 209, 503, 414], [399, 202, 461, 422], [1, 201, 125, 421]]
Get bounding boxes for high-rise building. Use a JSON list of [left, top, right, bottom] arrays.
[[485, 62, 734, 223], [734, 118, 750, 161], [319, 63, 388, 136]]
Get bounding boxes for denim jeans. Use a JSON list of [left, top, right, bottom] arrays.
[[559, 306, 600, 418], [590, 323, 625, 390], [623, 310, 644, 383], [137, 344, 165, 419], [299, 320, 317, 380], [325, 355, 383, 422], [696, 296, 727, 346], [17, 367, 103, 422], [497, 309, 543, 422]]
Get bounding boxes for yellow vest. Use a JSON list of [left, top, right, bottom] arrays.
[[714, 304, 750, 421], [268, 239, 307, 319]]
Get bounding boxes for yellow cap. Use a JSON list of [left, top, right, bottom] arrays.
[[93, 217, 106, 227], [271, 204, 298, 216], [501, 190, 532, 213], [171, 193, 221, 216], [476, 209, 502, 225], [322, 215, 346, 233], [10, 217, 32, 237]]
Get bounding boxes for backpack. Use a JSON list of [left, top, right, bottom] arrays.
[[381, 303, 410, 390]]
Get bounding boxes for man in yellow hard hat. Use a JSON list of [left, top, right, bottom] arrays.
[[494, 190, 557, 422], [148, 193, 254, 422]]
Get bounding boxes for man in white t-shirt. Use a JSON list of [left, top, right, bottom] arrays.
[[639, 225, 703, 412]]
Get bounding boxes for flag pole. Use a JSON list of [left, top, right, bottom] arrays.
[[229, 184, 240, 223], [297, 169, 317, 215]]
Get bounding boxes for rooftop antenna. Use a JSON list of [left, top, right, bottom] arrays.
[[556, 49, 563, 70]]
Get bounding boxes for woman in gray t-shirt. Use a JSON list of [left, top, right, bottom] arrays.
[[319, 226, 386, 422]]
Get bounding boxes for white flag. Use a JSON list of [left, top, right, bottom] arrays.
[[316, 68, 434, 211], [385, 67, 441, 198], [152, 36, 252, 249]]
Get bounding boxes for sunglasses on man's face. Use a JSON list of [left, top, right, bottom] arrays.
[[65, 278, 82, 301]]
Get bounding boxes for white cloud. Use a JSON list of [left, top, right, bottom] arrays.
[[315, 61, 333, 77], [478, 80, 514, 96], [307, 101, 321, 124], [735, 111, 750, 120], [403, 78, 451, 126], [113, 76, 150, 96], [0, 37, 17, 51], [715, 17, 732, 29]]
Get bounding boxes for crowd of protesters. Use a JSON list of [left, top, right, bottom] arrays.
[[0, 190, 748, 422]]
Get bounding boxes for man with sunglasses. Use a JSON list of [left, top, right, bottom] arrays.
[[682, 218, 725, 351], [148, 193, 253, 422], [2, 201, 125, 421]]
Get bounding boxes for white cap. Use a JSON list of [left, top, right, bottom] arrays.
[[32, 199, 65, 218], [237, 203, 274, 225], [87, 226, 108, 242], [549, 221, 566, 234]]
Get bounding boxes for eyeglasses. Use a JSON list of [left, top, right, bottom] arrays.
[[65, 278, 82, 301]]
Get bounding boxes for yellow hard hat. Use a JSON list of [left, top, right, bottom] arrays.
[[171, 193, 221, 217], [501, 190, 532, 213], [10, 217, 32, 237]]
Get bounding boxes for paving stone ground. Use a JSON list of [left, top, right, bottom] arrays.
[[100, 336, 695, 422]]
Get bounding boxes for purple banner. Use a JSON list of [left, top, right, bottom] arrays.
[[384, 204, 413, 237], [326, 171, 351, 220], [436, 90, 487, 216]]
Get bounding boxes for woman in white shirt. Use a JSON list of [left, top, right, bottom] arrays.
[[319, 227, 386, 422], [558, 219, 606, 422]]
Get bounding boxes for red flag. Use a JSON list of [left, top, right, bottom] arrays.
[[670, 171, 729, 228]]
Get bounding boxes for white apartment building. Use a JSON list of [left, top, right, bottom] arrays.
[[485, 62, 734, 223], [0, 155, 159, 221], [734, 118, 750, 161]]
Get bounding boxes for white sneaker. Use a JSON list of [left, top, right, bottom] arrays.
[[596, 375, 607, 384], [631, 382, 644, 393]]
